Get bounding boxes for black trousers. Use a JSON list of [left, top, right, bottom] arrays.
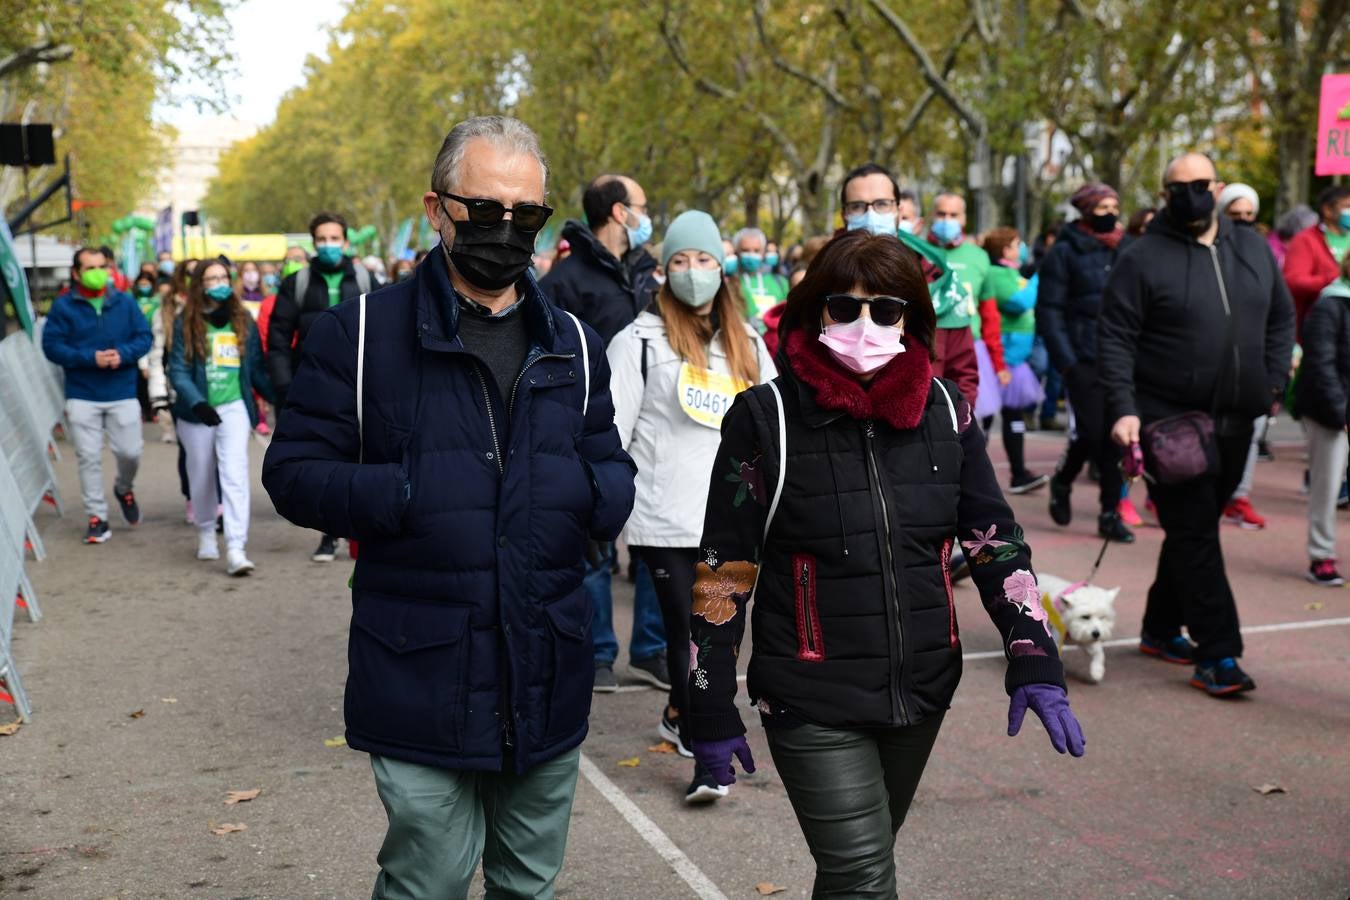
[[629, 546, 697, 744], [766, 713, 945, 898], [1060, 363, 1122, 513], [1142, 427, 1253, 659]]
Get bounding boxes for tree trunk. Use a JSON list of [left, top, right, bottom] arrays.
[[1275, 128, 1312, 219], [743, 185, 761, 229]]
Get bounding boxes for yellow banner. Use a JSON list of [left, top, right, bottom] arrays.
[[173, 234, 294, 261]]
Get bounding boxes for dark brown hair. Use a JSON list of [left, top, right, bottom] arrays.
[[779, 230, 936, 357], [182, 259, 252, 363]]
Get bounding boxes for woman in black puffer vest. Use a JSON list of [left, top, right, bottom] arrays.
[[687, 229, 1084, 898]]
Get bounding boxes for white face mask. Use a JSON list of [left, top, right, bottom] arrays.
[[897, 219, 918, 234], [668, 267, 722, 307]]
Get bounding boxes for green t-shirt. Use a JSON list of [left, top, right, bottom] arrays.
[[86, 295, 104, 316], [137, 294, 160, 323], [205, 323, 243, 408], [985, 265, 1035, 334], [1326, 227, 1350, 264], [739, 272, 789, 318], [932, 238, 990, 331], [322, 269, 344, 307]]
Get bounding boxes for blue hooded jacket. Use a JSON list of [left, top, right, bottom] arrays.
[[262, 253, 636, 773], [42, 289, 152, 402]]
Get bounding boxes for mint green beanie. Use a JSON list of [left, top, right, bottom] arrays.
[[661, 210, 724, 269]]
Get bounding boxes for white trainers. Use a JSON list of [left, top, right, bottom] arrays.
[[197, 532, 219, 561], [226, 549, 255, 577]]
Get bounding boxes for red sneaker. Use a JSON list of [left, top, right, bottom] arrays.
[[1223, 497, 1266, 530], [1118, 497, 1143, 527]]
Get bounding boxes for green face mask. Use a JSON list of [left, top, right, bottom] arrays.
[[282, 258, 305, 278], [80, 268, 110, 293]]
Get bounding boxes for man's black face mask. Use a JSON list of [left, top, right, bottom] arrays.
[[438, 198, 537, 292]]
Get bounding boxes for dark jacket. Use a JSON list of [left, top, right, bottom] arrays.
[[168, 316, 275, 427], [1097, 211, 1295, 425], [540, 220, 658, 346], [1035, 223, 1119, 372], [261, 253, 637, 773], [687, 329, 1064, 742], [42, 288, 152, 402], [1295, 279, 1350, 430], [267, 257, 369, 401]]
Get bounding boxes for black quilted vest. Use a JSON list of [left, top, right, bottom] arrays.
[[737, 368, 965, 728]]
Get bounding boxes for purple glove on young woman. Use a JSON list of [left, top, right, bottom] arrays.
[[1008, 683, 1086, 757], [692, 734, 756, 786]]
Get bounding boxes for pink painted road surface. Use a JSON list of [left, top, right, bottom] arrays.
[[0, 420, 1346, 897]]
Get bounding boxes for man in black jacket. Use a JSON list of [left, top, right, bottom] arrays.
[[1098, 152, 1295, 697], [267, 211, 371, 562], [540, 174, 666, 693]]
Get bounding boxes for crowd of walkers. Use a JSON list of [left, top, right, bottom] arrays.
[[35, 114, 1350, 897]]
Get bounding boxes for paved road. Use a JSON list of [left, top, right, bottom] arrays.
[[1, 421, 1347, 898]]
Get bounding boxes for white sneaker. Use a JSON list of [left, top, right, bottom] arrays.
[[197, 532, 219, 561], [226, 549, 255, 576]]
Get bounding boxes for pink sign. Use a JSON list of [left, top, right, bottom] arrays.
[[1316, 74, 1350, 176]]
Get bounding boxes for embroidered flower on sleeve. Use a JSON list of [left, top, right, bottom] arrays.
[[1008, 638, 1048, 658], [724, 453, 766, 508], [1002, 569, 1054, 639], [961, 525, 1008, 555], [965, 523, 1029, 565], [692, 560, 757, 626]]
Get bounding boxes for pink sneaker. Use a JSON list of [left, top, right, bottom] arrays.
[[255, 421, 271, 436], [1118, 497, 1143, 527]]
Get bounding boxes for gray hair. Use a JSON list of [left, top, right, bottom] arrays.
[[1275, 203, 1319, 240], [430, 116, 548, 194], [732, 227, 766, 249]]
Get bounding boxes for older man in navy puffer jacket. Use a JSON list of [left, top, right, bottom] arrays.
[[263, 116, 635, 899]]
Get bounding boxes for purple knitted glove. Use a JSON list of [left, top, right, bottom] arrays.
[[1008, 683, 1086, 757], [692, 735, 756, 786]]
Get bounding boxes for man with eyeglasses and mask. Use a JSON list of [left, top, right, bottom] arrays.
[[263, 116, 636, 898], [541, 174, 668, 696], [1098, 152, 1293, 699]]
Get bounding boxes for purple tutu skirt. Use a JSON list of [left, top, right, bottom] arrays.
[[1000, 362, 1045, 410], [973, 339, 1001, 420]]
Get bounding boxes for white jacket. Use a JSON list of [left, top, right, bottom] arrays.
[[608, 310, 776, 547]]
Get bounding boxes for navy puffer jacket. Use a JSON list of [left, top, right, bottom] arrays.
[[262, 254, 636, 773], [1035, 224, 1119, 372]]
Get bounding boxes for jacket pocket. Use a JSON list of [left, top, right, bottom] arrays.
[[941, 538, 959, 648], [793, 554, 825, 662], [543, 590, 595, 743], [346, 592, 471, 753]]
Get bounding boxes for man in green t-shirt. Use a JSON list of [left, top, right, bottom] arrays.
[[265, 211, 371, 563], [733, 227, 789, 321], [927, 191, 1007, 390]]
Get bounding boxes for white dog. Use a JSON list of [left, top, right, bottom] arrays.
[[1037, 573, 1118, 683]]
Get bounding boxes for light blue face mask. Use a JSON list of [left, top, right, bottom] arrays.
[[205, 284, 233, 303], [738, 252, 763, 273], [846, 210, 898, 236], [158, 260, 175, 275], [765, 252, 780, 269], [723, 256, 739, 276], [931, 218, 962, 244], [1340, 209, 1350, 230], [626, 209, 653, 250], [315, 244, 345, 267], [263, 273, 280, 291]]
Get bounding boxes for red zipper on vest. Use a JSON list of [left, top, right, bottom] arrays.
[[793, 554, 824, 662], [940, 537, 959, 648]]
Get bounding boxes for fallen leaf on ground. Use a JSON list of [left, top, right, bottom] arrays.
[[647, 742, 676, 754], [128, 709, 145, 719], [0, 719, 21, 736], [616, 756, 640, 767], [755, 883, 787, 895], [208, 822, 247, 835], [224, 788, 262, 805], [323, 735, 346, 748], [161, 697, 178, 703], [1253, 783, 1286, 795], [1304, 602, 1323, 611]]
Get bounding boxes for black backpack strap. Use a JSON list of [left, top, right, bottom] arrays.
[[640, 337, 649, 386]]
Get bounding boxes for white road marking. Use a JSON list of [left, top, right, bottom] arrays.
[[577, 754, 729, 900], [959, 616, 1350, 661]]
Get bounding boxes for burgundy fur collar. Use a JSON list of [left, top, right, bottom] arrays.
[[785, 328, 933, 430]]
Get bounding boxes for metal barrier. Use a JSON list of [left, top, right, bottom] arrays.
[[0, 332, 66, 462], [0, 455, 42, 624], [0, 355, 63, 519], [0, 516, 32, 721]]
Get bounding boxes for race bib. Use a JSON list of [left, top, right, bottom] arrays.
[[677, 362, 746, 430], [211, 331, 241, 368], [750, 292, 778, 317]]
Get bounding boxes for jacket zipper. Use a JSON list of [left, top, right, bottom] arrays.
[[473, 366, 504, 476], [863, 421, 911, 726], [799, 560, 816, 655], [1208, 244, 1240, 409]]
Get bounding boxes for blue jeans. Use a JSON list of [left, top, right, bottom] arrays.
[[587, 544, 665, 665]]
